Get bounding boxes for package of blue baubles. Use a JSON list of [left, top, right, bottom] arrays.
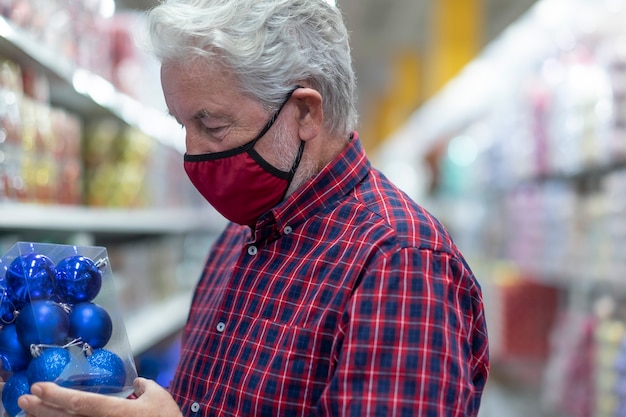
[[0, 242, 138, 417]]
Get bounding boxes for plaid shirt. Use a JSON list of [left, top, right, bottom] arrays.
[[169, 134, 489, 416]]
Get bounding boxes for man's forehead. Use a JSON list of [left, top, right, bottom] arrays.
[[162, 57, 231, 79]]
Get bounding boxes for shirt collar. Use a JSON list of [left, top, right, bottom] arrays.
[[253, 132, 370, 242]]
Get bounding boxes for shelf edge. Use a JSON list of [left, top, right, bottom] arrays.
[[0, 203, 226, 234]]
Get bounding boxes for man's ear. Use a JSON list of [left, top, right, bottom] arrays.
[[291, 88, 323, 141]]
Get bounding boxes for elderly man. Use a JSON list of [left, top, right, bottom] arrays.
[[17, 0, 489, 416]]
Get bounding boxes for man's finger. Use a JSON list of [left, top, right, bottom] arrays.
[[132, 377, 149, 397], [20, 382, 127, 417]]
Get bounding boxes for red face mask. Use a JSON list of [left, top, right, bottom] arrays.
[[184, 88, 304, 226]]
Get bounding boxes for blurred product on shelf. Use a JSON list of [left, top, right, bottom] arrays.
[[0, 58, 83, 205], [83, 119, 199, 209], [484, 265, 560, 384], [0, 0, 204, 209], [0, 0, 113, 81], [103, 11, 164, 107], [377, 1, 626, 416], [595, 309, 624, 417], [0, 0, 163, 107], [542, 307, 595, 417]]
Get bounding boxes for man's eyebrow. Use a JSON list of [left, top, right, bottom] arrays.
[[192, 108, 224, 120], [167, 108, 228, 125]]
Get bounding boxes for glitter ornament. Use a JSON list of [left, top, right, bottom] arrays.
[[2, 371, 30, 417], [83, 349, 126, 393], [0, 323, 31, 372], [16, 300, 70, 350], [55, 256, 102, 304], [69, 302, 112, 349], [6, 253, 56, 307], [27, 347, 71, 384]]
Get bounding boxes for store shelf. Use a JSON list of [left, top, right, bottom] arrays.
[[0, 8, 214, 362], [376, 1, 626, 416], [0, 15, 184, 154], [0, 203, 226, 235], [124, 291, 192, 355], [0, 17, 214, 236]]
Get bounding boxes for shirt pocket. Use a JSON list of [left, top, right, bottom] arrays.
[[216, 318, 334, 416]]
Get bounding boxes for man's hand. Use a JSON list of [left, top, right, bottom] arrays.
[[17, 378, 183, 417]]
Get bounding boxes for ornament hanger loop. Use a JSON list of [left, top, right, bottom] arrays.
[[63, 338, 84, 349], [30, 338, 85, 357], [94, 258, 108, 271]]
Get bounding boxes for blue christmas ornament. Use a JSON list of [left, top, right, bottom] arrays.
[[26, 347, 71, 385], [0, 324, 31, 372], [6, 253, 56, 307], [2, 371, 30, 417], [69, 303, 112, 349], [55, 256, 102, 304], [15, 300, 70, 350], [83, 349, 126, 394]]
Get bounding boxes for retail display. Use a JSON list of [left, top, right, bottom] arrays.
[[0, 0, 116, 89], [377, 0, 626, 416], [0, 0, 223, 392], [0, 242, 138, 417], [0, 59, 83, 205]]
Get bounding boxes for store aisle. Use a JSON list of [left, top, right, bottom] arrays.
[[478, 378, 565, 417]]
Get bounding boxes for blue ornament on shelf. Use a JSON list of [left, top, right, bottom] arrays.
[[27, 347, 71, 385], [0, 323, 32, 372], [69, 302, 112, 349], [2, 371, 30, 417], [15, 300, 70, 350], [55, 256, 102, 304], [6, 253, 56, 307], [83, 349, 126, 394]]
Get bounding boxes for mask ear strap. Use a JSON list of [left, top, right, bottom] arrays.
[[247, 86, 304, 149], [289, 140, 305, 178], [284, 85, 308, 181]]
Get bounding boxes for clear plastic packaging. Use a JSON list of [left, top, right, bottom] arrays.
[[0, 242, 137, 417]]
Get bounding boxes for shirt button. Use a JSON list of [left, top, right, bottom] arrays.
[[247, 245, 258, 255], [191, 402, 201, 413], [216, 321, 226, 332], [283, 225, 293, 235]]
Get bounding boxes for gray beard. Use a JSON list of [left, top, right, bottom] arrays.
[[271, 121, 317, 197]]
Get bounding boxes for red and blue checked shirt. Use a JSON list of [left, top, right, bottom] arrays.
[[169, 133, 489, 416]]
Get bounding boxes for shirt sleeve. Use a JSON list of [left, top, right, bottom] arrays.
[[316, 247, 490, 417]]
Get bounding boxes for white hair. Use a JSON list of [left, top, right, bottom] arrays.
[[145, 0, 358, 137]]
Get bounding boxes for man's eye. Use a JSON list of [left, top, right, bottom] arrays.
[[202, 123, 228, 137], [205, 126, 224, 133]]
